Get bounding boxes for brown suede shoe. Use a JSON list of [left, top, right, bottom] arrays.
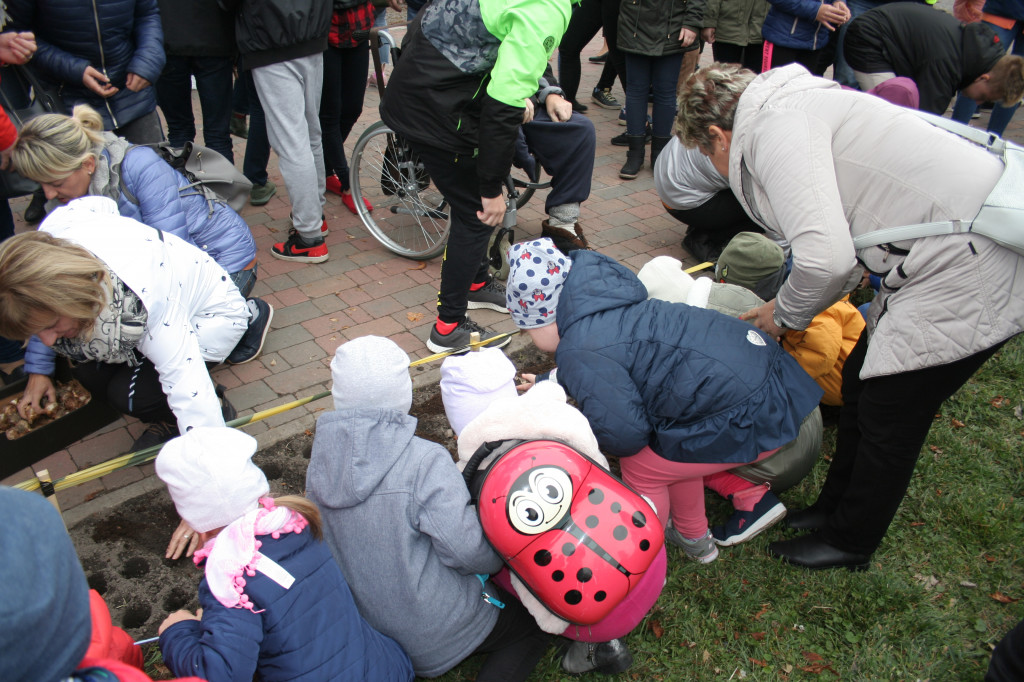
[[541, 220, 590, 253]]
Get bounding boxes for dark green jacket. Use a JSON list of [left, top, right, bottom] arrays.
[[703, 0, 767, 47], [617, 0, 706, 57]]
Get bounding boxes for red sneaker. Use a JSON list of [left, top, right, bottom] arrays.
[[341, 191, 373, 215], [271, 230, 329, 263], [326, 175, 345, 197]]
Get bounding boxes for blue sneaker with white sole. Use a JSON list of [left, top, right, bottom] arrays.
[[711, 490, 787, 547]]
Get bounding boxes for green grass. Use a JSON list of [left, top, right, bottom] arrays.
[[144, 337, 1024, 681]]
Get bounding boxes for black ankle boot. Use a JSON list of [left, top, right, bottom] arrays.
[[561, 638, 634, 675], [24, 188, 46, 224], [619, 135, 646, 180], [651, 135, 672, 167]]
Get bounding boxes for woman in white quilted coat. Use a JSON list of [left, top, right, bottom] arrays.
[[675, 62, 1024, 570]]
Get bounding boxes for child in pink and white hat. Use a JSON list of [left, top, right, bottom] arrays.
[[156, 426, 412, 682]]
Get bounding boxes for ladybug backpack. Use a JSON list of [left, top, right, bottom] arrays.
[[463, 439, 664, 625]]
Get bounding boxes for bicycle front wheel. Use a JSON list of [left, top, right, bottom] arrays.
[[350, 121, 450, 260]]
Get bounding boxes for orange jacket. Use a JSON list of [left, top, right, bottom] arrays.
[[782, 297, 865, 406]]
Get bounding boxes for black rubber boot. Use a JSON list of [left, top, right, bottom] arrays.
[[651, 136, 672, 168], [619, 135, 646, 180]]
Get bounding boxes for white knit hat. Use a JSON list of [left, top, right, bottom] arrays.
[[440, 347, 518, 436], [637, 256, 695, 304], [156, 427, 269, 533], [331, 335, 412, 413]]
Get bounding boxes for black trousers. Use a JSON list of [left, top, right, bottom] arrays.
[[817, 331, 1005, 554], [712, 41, 763, 74], [667, 189, 762, 262], [471, 583, 553, 682], [407, 140, 496, 323], [321, 41, 370, 190], [73, 357, 176, 425], [987, 618, 1024, 682], [557, 0, 627, 102], [765, 42, 836, 77]]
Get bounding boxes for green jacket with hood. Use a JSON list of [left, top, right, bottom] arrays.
[[380, 0, 572, 199]]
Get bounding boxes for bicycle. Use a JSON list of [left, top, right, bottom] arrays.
[[350, 27, 550, 261]]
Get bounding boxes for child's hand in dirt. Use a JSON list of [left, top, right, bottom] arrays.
[[159, 609, 200, 634], [517, 373, 537, 392]]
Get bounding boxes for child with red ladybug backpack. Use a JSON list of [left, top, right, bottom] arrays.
[[306, 336, 552, 682], [442, 352, 668, 675], [506, 238, 823, 564]]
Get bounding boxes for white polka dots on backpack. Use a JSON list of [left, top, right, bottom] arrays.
[[506, 238, 571, 329]]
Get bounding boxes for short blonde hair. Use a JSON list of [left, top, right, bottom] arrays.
[[0, 231, 109, 340], [11, 104, 106, 183], [988, 54, 1024, 106], [674, 62, 757, 153]]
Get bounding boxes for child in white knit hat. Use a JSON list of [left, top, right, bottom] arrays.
[[440, 347, 519, 436], [155, 426, 413, 682], [307, 335, 551, 682]]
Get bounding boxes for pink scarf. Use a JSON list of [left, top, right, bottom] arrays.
[[194, 497, 308, 611]]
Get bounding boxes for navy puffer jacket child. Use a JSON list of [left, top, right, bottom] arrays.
[[554, 250, 822, 464]]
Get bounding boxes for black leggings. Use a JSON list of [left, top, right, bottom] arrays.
[[321, 41, 370, 190], [557, 0, 627, 102], [72, 357, 175, 425], [471, 583, 553, 682]]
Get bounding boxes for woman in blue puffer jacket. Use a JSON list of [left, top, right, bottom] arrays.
[[12, 105, 258, 295], [505, 239, 823, 564], [761, 0, 851, 74]]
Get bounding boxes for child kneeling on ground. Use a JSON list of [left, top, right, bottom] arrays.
[[306, 336, 551, 682], [441, 349, 666, 675], [156, 427, 413, 682], [508, 239, 823, 564]]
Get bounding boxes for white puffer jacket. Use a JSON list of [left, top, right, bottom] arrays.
[[728, 65, 1024, 378]]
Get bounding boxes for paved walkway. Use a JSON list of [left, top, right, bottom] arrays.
[[5, 34, 1023, 513]]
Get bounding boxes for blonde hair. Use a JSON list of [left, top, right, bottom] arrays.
[[0, 231, 109, 340], [11, 104, 106, 183], [988, 55, 1024, 106], [674, 62, 757, 153], [276, 495, 323, 540]]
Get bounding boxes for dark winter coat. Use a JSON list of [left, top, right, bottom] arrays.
[[761, 0, 835, 51], [218, 0, 332, 70], [983, 0, 1024, 20], [159, 528, 414, 682], [380, 0, 571, 199], [617, 0, 706, 56], [844, 3, 1006, 114], [157, 0, 235, 58], [7, 0, 165, 130], [554, 250, 823, 464]]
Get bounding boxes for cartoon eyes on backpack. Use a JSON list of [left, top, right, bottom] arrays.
[[508, 466, 572, 535]]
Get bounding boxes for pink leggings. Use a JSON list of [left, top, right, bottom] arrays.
[[620, 446, 777, 538]]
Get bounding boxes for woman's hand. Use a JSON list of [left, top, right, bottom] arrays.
[[0, 32, 36, 65], [679, 27, 698, 47], [125, 73, 151, 92], [816, 2, 850, 30], [739, 299, 786, 341], [159, 609, 201, 635], [82, 66, 118, 97], [701, 27, 716, 44], [166, 518, 200, 560], [17, 373, 55, 419]]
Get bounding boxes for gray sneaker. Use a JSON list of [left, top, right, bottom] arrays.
[[427, 316, 512, 354], [250, 181, 277, 206], [665, 526, 719, 563], [466, 277, 508, 313], [591, 87, 621, 110]]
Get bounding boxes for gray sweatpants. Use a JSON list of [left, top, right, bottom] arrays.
[[252, 53, 327, 240]]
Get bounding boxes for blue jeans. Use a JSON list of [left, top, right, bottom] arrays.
[[241, 70, 272, 187], [230, 264, 258, 299], [156, 55, 234, 162], [951, 20, 1024, 136], [624, 52, 683, 137], [832, 0, 885, 89]]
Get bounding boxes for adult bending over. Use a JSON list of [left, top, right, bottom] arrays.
[[675, 62, 1024, 569], [0, 198, 271, 558]]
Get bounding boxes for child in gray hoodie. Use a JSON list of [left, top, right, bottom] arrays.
[[306, 335, 551, 681]]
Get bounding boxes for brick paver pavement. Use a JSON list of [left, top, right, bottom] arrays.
[[5, 31, 1023, 517]]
